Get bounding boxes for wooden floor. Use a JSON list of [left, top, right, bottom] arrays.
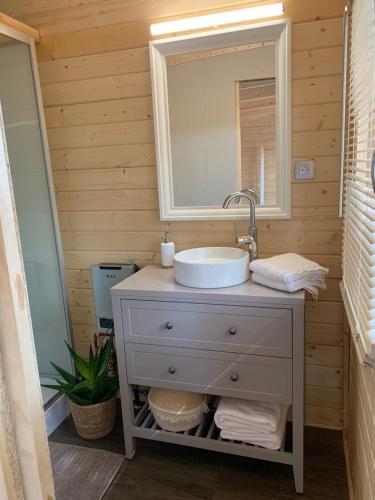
[[50, 403, 349, 500]]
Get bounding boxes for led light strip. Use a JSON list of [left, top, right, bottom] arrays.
[[150, 3, 284, 36]]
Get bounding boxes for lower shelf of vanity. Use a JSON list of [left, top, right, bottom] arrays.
[[132, 400, 293, 466]]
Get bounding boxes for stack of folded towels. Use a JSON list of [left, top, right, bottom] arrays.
[[214, 397, 289, 450], [250, 252, 329, 298]]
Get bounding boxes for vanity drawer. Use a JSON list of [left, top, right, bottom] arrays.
[[121, 300, 292, 357], [125, 343, 292, 404]]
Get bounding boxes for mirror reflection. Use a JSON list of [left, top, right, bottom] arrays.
[[237, 77, 276, 206], [166, 41, 276, 208]]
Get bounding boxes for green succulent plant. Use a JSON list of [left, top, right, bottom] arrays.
[[43, 337, 119, 406]]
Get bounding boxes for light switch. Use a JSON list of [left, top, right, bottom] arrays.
[[294, 160, 315, 180]]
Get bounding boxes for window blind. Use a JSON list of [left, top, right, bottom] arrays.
[[342, 0, 375, 362]]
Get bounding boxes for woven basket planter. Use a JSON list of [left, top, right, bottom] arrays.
[[69, 396, 116, 440]]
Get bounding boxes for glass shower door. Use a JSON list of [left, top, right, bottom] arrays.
[[0, 35, 72, 380]]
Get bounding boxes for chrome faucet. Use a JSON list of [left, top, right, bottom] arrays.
[[222, 189, 260, 262]]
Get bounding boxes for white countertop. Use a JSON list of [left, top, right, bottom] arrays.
[[111, 265, 305, 306]]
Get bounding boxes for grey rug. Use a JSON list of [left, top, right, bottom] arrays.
[[49, 442, 124, 500]]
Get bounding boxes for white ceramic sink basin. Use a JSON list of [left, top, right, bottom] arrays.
[[174, 247, 249, 288]]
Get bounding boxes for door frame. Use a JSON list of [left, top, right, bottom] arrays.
[[0, 102, 55, 498]]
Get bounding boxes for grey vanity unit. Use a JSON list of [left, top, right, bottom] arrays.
[[111, 265, 305, 493]]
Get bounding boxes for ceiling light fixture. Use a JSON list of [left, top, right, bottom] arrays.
[[150, 3, 284, 36]]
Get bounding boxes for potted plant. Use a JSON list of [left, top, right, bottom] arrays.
[[43, 337, 119, 439]]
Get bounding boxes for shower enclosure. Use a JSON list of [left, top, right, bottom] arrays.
[[0, 24, 72, 420]]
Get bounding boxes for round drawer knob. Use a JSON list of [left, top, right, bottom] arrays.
[[168, 367, 176, 374], [228, 327, 237, 335], [230, 373, 239, 382], [165, 322, 173, 330]]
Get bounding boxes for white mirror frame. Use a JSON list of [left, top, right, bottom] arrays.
[[150, 19, 291, 221]]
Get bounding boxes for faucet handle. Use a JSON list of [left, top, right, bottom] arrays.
[[233, 223, 251, 246]]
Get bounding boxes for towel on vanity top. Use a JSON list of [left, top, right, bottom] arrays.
[[251, 272, 324, 296], [250, 253, 328, 298], [214, 398, 289, 450]]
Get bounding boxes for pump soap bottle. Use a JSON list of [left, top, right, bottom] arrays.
[[161, 231, 175, 268]]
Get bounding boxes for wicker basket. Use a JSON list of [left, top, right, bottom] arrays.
[[148, 388, 207, 432], [69, 396, 116, 440]]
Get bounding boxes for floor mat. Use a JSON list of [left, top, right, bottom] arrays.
[[49, 441, 124, 500]]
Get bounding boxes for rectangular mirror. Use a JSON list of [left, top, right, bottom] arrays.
[[150, 20, 291, 220]]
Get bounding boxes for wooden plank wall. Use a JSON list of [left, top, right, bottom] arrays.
[[2, 0, 345, 429], [347, 337, 375, 500]]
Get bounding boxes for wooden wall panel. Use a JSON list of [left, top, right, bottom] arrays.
[[19, 1, 347, 429], [293, 75, 342, 105], [53, 167, 157, 191], [292, 104, 342, 133], [47, 120, 154, 149], [38, 47, 150, 84], [292, 17, 344, 51], [41, 72, 151, 106], [44, 96, 153, 128], [292, 46, 343, 79], [50, 144, 156, 170], [56, 189, 159, 211], [292, 182, 340, 207]]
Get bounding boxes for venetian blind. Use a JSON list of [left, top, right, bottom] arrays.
[[342, 0, 375, 361]]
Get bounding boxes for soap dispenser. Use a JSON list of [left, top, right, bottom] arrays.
[[161, 231, 175, 268]]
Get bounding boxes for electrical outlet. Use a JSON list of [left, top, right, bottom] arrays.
[[295, 160, 315, 180]]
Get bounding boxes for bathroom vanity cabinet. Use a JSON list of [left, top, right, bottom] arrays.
[[111, 265, 305, 493]]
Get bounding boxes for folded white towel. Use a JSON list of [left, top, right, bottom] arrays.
[[250, 253, 328, 284], [252, 272, 324, 297], [214, 398, 282, 433], [250, 253, 328, 297], [220, 404, 289, 450]]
